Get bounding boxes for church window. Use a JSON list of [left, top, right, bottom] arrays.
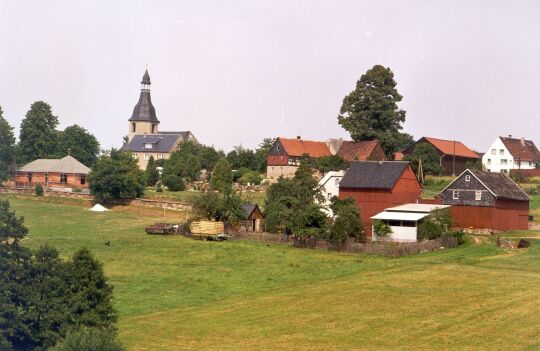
[[132, 123, 136, 133]]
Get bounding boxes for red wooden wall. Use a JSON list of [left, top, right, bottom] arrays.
[[339, 166, 422, 236], [450, 199, 529, 231]]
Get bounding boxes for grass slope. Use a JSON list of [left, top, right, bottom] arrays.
[[4, 195, 540, 351]]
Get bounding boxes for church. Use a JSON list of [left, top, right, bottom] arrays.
[[122, 70, 197, 169]]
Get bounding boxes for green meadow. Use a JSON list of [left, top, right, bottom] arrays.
[[4, 195, 540, 350]]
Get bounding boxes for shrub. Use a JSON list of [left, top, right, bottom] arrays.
[[163, 175, 185, 192], [444, 230, 465, 245], [238, 171, 262, 185], [418, 208, 452, 240], [232, 167, 250, 182], [373, 220, 392, 237], [35, 183, 44, 196], [523, 185, 539, 196], [328, 197, 364, 243], [50, 328, 124, 351], [156, 184, 163, 193]]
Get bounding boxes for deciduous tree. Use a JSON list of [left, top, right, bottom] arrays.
[[58, 125, 100, 167], [0, 107, 16, 181], [338, 65, 407, 158], [19, 101, 60, 162], [210, 158, 233, 193]]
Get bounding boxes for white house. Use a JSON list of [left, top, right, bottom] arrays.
[[482, 136, 540, 173], [370, 204, 450, 242], [317, 170, 345, 216]]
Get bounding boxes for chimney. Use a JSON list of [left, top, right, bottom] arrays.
[[521, 137, 525, 146], [297, 136, 301, 140], [508, 134, 512, 138]]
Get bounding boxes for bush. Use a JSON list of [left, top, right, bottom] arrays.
[[373, 220, 392, 237], [238, 171, 262, 185], [523, 185, 539, 196], [418, 208, 452, 240], [35, 183, 44, 196], [444, 230, 465, 245], [50, 328, 124, 351], [163, 175, 185, 192], [232, 167, 250, 182], [156, 184, 163, 193]]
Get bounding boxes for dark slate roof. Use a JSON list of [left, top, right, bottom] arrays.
[[471, 170, 531, 201], [241, 204, 257, 217], [122, 134, 185, 153], [129, 90, 158, 123], [141, 69, 151, 84], [339, 161, 410, 189]]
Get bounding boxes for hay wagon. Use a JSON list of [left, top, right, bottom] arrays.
[[189, 221, 228, 241], [145, 223, 180, 235]]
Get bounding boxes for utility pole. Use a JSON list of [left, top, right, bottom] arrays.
[[452, 140, 456, 177]]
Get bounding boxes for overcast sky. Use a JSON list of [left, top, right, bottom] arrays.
[[1, 0, 539, 152]]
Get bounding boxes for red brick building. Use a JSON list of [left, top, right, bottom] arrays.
[[339, 161, 422, 237], [15, 155, 90, 189], [440, 169, 530, 231]]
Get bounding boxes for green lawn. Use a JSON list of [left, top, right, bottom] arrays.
[[143, 189, 267, 207], [4, 195, 540, 350]]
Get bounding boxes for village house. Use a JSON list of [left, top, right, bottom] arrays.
[[335, 140, 386, 162], [401, 137, 480, 176], [338, 161, 422, 237], [371, 204, 450, 242], [239, 204, 264, 232], [482, 136, 540, 174], [15, 155, 90, 190], [122, 70, 197, 169], [317, 170, 345, 216], [266, 137, 332, 179], [440, 169, 530, 231]]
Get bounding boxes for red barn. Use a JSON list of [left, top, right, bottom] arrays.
[[440, 169, 530, 231], [339, 161, 422, 237]]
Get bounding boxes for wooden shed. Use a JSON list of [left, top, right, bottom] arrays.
[[439, 169, 530, 231], [239, 204, 264, 232], [339, 161, 422, 237]]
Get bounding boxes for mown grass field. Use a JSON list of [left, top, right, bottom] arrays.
[[3, 195, 540, 350]]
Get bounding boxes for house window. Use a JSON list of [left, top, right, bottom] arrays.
[[60, 173, 67, 184], [501, 159, 508, 165], [80, 175, 86, 185], [132, 123, 136, 133], [45, 173, 48, 184], [132, 153, 138, 159], [276, 145, 280, 151], [487, 159, 491, 165], [144, 143, 153, 149], [144, 154, 150, 160], [491, 149, 496, 155], [475, 190, 482, 201], [157, 154, 163, 159], [151, 124, 156, 133], [327, 193, 332, 200], [465, 175, 471, 182], [27, 173, 32, 183], [501, 169, 508, 174], [334, 177, 341, 186], [499, 149, 504, 155], [453, 190, 459, 199]]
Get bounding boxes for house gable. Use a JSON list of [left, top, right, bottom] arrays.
[[440, 170, 495, 207]]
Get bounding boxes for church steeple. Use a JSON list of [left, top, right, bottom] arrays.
[[128, 69, 159, 140]]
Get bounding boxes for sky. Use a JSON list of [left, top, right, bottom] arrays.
[[1, 0, 539, 153]]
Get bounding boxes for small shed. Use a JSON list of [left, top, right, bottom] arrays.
[[240, 204, 264, 232], [371, 204, 450, 242], [15, 155, 90, 189]]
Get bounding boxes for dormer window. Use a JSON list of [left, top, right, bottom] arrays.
[[144, 143, 153, 149]]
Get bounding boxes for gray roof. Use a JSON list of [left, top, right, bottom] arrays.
[[241, 204, 257, 216], [129, 90, 158, 123], [122, 133, 193, 153], [18, 155, 90, 174], [471, 170, 530, 201], [339, 161, 411, 189], [141, 69, 151, 84]]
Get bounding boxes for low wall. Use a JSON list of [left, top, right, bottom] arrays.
[[131, 198, 192, 211], [228, 232, 458, 257]]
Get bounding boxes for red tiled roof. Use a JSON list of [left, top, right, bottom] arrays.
[[337, 140, 379, 162], [394, 151, 404, 161], [279, 137, 331, 157], [500, 137, 540, 162], [423, 137, 479, 159]]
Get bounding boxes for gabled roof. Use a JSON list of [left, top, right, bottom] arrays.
[[278, 137, 331, 157], [339, 161, 412, 190], [499, 137, 540, 162], [318, 170, 345, 187], [337, 140, 380, 162], [19, 155, 90, 174], [122, 133, 190, 153], [442, 169, 530, 201], [418, 137, 479, 159], [241, 204, 261, 218]]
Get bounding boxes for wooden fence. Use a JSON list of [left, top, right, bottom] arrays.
[[228, 232, 458, 257]]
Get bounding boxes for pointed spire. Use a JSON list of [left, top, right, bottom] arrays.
[[141, 69, 151, 85]]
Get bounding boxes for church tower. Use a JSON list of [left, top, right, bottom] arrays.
[[128, 69, 159, 141]]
